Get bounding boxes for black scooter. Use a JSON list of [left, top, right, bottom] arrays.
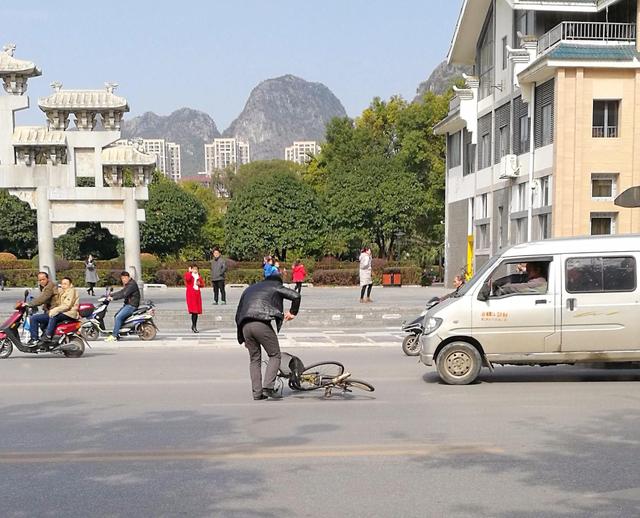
[[400, 296, 440, 356]]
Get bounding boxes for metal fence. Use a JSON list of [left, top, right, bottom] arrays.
[[538, 21, 636, 54]]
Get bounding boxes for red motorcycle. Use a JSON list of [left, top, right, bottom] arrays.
[[0, 290, 89, 359]]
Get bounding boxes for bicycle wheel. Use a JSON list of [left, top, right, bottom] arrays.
[[297, 361, 345, 391], [341, 379, 375, 392]]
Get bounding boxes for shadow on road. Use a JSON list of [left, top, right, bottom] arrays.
[[0, 398, 339, 517]]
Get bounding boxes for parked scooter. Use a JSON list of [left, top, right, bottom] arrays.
[[79, 288, 158, 341], [0, 290, 87, 359], [400, 296, 440, 356]]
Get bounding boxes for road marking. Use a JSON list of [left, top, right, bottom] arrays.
[[0, 443, 504, 464]]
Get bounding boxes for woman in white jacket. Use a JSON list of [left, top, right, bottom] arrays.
[[359, 247, 373, 303]]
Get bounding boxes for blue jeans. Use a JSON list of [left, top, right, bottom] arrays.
[[113, 304, 136, 337], [30, 312, 50, 340], [44, 313, 73, 338]]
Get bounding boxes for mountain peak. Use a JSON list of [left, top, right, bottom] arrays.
[[224, 75, 346, 160]]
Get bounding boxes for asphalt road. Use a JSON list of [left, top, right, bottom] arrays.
[[1, 346, 639, 517]]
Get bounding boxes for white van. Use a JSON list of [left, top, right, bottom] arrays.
[[420, 235, 640, 384]]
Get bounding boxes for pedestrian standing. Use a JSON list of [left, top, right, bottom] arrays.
[[211, 247, 227, 305], [359, 247, 373, 303], [184, 265, 204, 333], [84, 254, 99, 296], [235, 273, 301, 400], [263, 256, 278, 278], [292, 259, 307, 294]]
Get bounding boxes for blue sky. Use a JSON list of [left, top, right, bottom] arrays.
[[3, 1, 460, 130]]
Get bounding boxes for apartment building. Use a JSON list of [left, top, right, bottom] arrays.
[[435, 0, 640, 286], [284, 141, 321, 164], [204, 137, 250, 173], [166, 141, 181, 182], [140, 139, 167, 174]]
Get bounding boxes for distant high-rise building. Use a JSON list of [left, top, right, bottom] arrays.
[[204, 138, 250, 173], [166, 142, 181, 181], [284, 141, 321, 165], [140, 139, 167, 175]]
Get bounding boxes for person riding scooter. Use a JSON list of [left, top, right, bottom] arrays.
[[37, 277, 79, 346], [104, 271, 140, 342], [26, 272, 59, 346]]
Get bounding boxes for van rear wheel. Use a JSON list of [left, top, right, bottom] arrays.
[[436, 341, 482, 385]]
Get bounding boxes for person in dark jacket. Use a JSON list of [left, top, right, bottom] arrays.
[[105, 271, 140, 342], [26, 271, 59, 345], [235, 274, 301, 400], [210, 247, 227, 305]]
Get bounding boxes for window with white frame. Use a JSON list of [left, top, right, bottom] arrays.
[[513, 218, 527, 244], [476, 223, 490, 250], [537, 213, 551, 240], [541, 104, 553, 146], [498, 125, 509, 161], [448, 132, 461, 168], [477, 193, 489, 219], [481, 133, 492, 169], [519, 114, 529, 154], [478, 9, 494, 100], [593, 100, 619, 138], [534, 176, 551, 208], [591, 174, 617, 200], [591, 212, 617, 235], [512, 182, 528, 212]]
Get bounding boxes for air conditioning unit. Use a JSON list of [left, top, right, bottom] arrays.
[[499, 154, 520, 179]]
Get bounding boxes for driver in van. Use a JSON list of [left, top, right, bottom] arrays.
[[496, 262, 547, 295]]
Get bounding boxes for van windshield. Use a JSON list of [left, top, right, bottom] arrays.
[[453, 254, 501, 298]]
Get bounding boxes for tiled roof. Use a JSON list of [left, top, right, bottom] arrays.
[[101, 145, 156, 166], [547, 43, 640, 61], [0, 46, 41, 76], [12, 126, 66, 146], [39, 87, 129, 111]]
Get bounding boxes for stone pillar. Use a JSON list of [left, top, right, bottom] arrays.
[[123, 188, 142, 289], [36, 187, 56, 281]]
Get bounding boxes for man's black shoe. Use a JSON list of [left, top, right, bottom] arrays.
[[262, 388, 282, 399], [37, 335, 52, 347], [253, 394, 268, 400], [26, 338, 39, 346]]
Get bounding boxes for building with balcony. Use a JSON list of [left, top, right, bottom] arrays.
[[204, 137, 250, 173], [284, 141, 321, 164], [435, 0, 640, 286], [135, 138, 181, 181], [0, 44, 155, 282]]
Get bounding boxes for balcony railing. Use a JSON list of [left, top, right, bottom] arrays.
[[592, 126, 618, 138], [538, 21, 637, 55]]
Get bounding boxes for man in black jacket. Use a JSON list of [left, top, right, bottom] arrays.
[[105, 271, 140, 342], [235, 274, 301, 400]]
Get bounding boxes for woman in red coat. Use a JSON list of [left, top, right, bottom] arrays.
[[184, 265, 205, 333], [291, 259, 307, 294]]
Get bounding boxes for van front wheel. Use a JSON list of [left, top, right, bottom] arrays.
[[436, 341, 482, 385]]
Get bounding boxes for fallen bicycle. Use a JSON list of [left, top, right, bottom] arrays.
[[274, 352, 375, 398]]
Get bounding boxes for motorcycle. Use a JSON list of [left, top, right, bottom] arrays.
[[400, 296, 441, 356], [0, 290, 87, 359], [79, 288, 158, 341]]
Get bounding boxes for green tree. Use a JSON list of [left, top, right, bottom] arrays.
[[140, 179, 207, 257], [55, 223, 120, 259], [224, 167, 326, 260], [181, 180, 226, 250], [230, 160, 305, 197], [0, 189, 38, 258]]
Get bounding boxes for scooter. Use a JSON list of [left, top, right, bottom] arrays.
[[400, 296, 441, 356], [0, 290, 87, 359], [79, 288, 158, 341]]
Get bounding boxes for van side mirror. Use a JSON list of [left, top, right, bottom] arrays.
[[477, 282, 490, 301]]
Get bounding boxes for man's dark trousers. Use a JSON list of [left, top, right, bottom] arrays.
[[213, 280, 226, 303], [30, 312, 49, 341], [242, 320, 281, 398]]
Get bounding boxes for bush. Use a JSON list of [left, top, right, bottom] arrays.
[[140, 253, 160, 269], [155, 269, 181, 286], [226, 268, 264, 285], [312, 269, 359, 286], [0, 252, 17, 263]]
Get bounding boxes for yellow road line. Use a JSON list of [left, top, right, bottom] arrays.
[[0, 444, 504, 464]]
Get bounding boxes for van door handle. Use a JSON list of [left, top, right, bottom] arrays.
[[535, 299, 547, 305], [566, 298, 577, 311]]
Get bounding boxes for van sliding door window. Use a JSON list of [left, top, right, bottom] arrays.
[[566, 256, 636, 293]]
